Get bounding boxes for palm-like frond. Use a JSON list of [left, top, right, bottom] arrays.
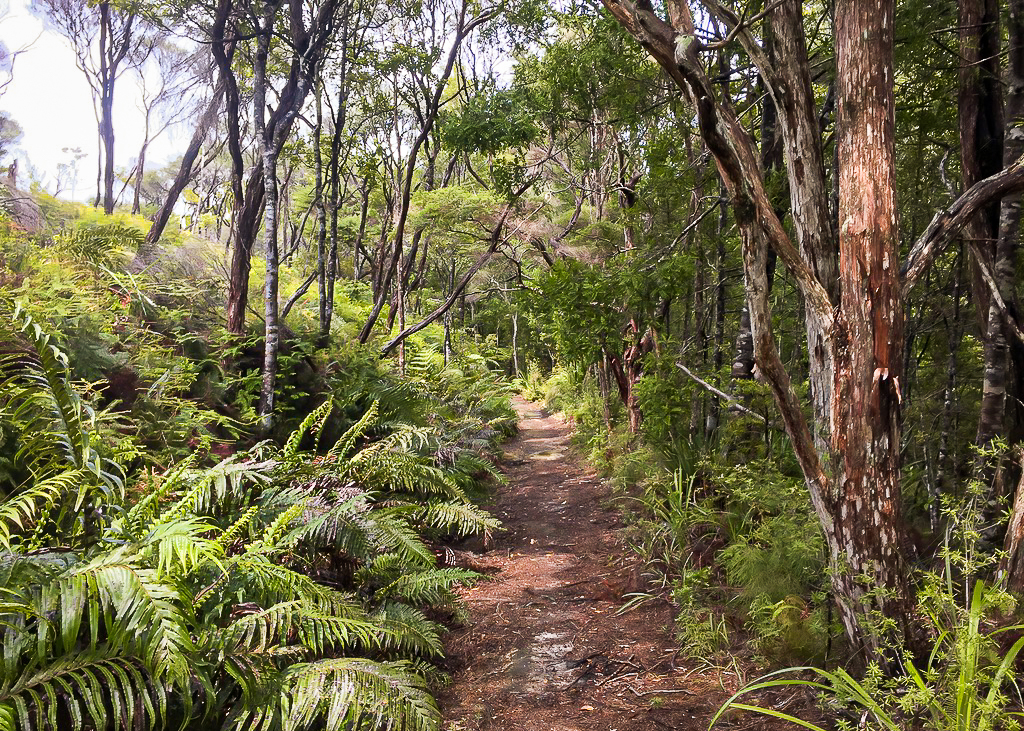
[[0, 302, 123, 543], [414, 500, 501, 540], [0, 380, 502, 731], [371, 603, 444, 658], [375, 567, 480, 607], [327, 400, 378, 460], [0, 471, 88, 551], [283, 400, 333, 458], [0, 650, 164, 731], [273, 658, 439, 731], [53, 224, 142, 271], [365, 508, 436, 567]]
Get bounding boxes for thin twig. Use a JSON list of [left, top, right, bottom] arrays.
[[675, 362, 767, 423]]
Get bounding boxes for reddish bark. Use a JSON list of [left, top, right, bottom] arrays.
[[832, 0, 911, 656]]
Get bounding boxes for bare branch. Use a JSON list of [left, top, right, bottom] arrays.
[[675, 362, 767, 423], [902, 153, 1024, 295]]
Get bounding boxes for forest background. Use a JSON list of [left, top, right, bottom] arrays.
[[0, 0, 1024, 728]]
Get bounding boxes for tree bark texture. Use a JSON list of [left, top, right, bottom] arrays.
[[832, 0, 911, 656], [1000, 0, 1024, 586]]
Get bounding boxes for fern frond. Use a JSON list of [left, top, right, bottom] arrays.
[[414, 500, 501, 540], [372, 603, 444, 658], [0, 651, 165, 731], [0, 470, 89, 551], [366, 508, 435, 566], [328, 401, 379, 460], [375, 567, 480, 606], [283, 400, 333, 459], [219, 554, 356, 616], [141, 517, 223, 579], [289, 495, 372, 557], [121, 455, 198, 534], [53, 224, 142, 270], [274, 658, 439, 731], [58, 553, 192, 682]]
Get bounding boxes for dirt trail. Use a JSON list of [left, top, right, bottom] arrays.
[[437, 398, 759, 731]]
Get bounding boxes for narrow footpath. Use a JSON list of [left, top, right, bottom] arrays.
[[436, 398, 774, 731]]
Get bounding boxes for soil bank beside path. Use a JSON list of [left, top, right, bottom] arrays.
[[436, 398, 773, 731]]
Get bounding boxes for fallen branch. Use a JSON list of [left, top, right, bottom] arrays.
[[675, 363, 767, 423]]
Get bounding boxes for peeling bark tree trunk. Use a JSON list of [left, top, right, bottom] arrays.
[[832, 0, 912, 657], [601, 0, 1024, 660]]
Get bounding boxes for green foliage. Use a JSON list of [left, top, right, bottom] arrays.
[[440, 87, 539, 156], [714, 474, 1024, 731], [713, 581, 1024, 731], [0, 300, 124, 548], [0, 310, 503, 730]]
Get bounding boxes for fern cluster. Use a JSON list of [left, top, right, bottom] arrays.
[[0, 310, 502, 731]]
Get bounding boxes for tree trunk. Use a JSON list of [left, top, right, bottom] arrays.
[[1000, 0, 1024, 580], [1001, 453, 1024, 591], [136, 78, 226, 266], [256, 2, 280, 433], [832, 0, 911, 659], [964, 0, 1008, 486], [226, 167, 265, 334], [98, 1, 115, 214], [733, 72, 783, 381], [314, 84, 329, 342], [934, 248, 965, 530], [131, 140, 147, 215]]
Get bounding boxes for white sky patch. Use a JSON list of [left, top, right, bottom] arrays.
[[0, 0, 186, 201]]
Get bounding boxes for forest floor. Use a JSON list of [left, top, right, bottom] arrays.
[[436, 398, 792, 731]]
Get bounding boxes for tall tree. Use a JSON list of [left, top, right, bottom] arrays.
[[356, 0, 504, 344], [599, 0, 1024, 658], [34, 0, 150, 213]]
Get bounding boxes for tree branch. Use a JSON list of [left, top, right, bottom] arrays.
[[675, 362, 767, 422], [902, 153, 1024, 295]]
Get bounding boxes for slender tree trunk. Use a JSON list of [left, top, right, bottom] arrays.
[[511, 311, 520, 377], [98, 1, 118, 215], [733, 75, 782, 380], [314, 84, 330, 342], [965, 0, 1008, 485], [934, 247, 965, 530], [690, 216, 707, 438], [132, 141, 147, 215], [136, 79, 226, 264], [443, 260, 455, 365], [708, 192, 726, 441], [256, 2, 280, 433], [1000, 0, 1024, 582], [1001, 453, 1024, 590]]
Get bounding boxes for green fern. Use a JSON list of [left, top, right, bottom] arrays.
[[273, 658, 439, 731], [0, 373, 499, 731]]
